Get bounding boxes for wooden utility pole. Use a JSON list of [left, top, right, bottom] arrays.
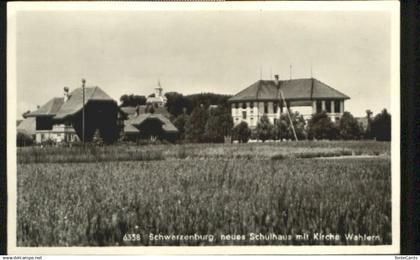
[[82, 78, 86, 144], [279, 89, 298, 141]]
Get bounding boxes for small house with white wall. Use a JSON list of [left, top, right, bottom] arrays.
[[228, 75, 350, 128]]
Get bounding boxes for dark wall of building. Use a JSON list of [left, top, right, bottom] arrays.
[[35, 117, 53, 130], [71, 101, 120, 143]]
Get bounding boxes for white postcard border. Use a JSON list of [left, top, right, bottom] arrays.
[[7, 1, 400, 255]]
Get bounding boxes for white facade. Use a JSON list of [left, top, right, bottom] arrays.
[[35, 124, 79, 144], [231, 101, 281, 128], [231, 100, 345, 128]]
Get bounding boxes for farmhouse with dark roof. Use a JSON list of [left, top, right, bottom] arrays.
[[27, 86, 120, 143], [121, 84, 178, 142], [122, 108, 178, 142], [228, 75, 350, 128]]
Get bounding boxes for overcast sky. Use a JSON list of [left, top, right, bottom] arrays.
[[15, 9, 392, 117]]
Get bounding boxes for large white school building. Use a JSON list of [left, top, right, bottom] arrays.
[[229, 75, 350, 128]]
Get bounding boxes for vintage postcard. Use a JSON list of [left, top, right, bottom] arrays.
[[7, 1, 400, 255]]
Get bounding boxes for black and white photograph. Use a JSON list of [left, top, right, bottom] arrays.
[[7, 1, 400, 254]]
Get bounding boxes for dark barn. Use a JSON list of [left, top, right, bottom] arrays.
[[28, 86, 120, 143]]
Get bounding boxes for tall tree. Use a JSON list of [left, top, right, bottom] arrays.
[[371, 109, 391, 141], [286, 112, 306, 140], [273, 116, 288, 141], [185, 106, 208, 143], [256, 115, 274, 142], [119, 94, 146, 107], [338, 111, 362, 140], [173, 112, 190, 141], [165, 92, 192, 117], [204, 106, 233, 143], [272, 112, 306, 141], [232, 121, 251, 143], [307, 111, 338, 140]]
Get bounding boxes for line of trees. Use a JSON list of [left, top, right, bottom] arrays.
[[120, 94, 147, 107], [164, 92, 232, 117], [172, 107, 391, 143], [173, 105, 233, 143], [120, 91, 232, 116], [230, 109, 391, 143], [165, 92, 235, 143], [308, 109, 391, 141], [119, 91, 391, 143]]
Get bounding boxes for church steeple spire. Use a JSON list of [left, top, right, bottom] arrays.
[[155, 79, 163, 97]]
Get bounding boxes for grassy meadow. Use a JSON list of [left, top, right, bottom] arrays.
[[16, 141, 392, 246]]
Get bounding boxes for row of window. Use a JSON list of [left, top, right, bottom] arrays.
[[233, 102, 287, 114], [239, 112, 277, 121], [233, 100, 343, 114], [235, 114, 281, 126], [235, 114, 341, 125], [234, 101, 283, 109], [315, 100, 341, 113]]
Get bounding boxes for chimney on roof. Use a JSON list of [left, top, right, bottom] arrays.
[[64, 87, 70, 102], [274, 75, 279, 86]]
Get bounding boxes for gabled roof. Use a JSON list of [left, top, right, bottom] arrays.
[[17, 117, 36, 136], [129, 113, 156, 126], [229, 78, 350, 102], [126, 113, 178, 133], [28, 97, 64, 117], [28, 86, 116, 119], [54, 87, 115, 119]]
